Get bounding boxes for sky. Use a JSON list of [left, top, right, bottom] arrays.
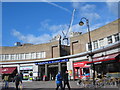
[[1, 1, 119, 46]]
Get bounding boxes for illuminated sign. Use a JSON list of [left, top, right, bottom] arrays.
[[35, 59, 69, 65], [20, 66, 33, 70]]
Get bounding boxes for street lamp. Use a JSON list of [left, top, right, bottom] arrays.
[[79, 17, 95, 86]]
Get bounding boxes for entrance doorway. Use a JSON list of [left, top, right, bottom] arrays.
[[48, 66, 58, 80]]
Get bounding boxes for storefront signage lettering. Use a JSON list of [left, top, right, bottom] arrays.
[[35, 59, 69, 65], [74, 63, 84, 66], [20, 66, 33, 70], [94, 56, 109, 61]]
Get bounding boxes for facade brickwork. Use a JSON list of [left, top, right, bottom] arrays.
[[0, 40, 70, 62], [70, 19, 120, 55]]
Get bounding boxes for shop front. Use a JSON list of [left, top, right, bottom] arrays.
[[0, 67, 17, 81], [88, 53, 120, 78], [73, 61, 90, 80], [20, 66, 33, 80], [36, 59, 68, 80]]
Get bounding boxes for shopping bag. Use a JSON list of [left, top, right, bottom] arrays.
[[19, 83, 23, 90]]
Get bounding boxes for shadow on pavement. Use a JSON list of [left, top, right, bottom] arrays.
[[1, 87, 120, 90]]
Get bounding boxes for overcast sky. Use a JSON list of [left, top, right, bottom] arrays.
[[1, 1, 119, 46]]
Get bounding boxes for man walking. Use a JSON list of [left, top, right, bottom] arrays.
[[13, 73, 22, 90], [55, 72, 63, 90], [63, 70, 71, 90]]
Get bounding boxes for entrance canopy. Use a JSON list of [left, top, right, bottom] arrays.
[[88, 53, 119, 64], [0, 67, 16, 74], [73, 61, 90, 68]]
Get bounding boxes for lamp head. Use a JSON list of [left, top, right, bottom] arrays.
[[79, 21, 84, 26]]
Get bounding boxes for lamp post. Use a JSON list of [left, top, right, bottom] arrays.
[[79, 17, 95, 86]]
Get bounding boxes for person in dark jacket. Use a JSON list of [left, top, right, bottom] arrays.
[[63, 70, 71, 90], [55, 72, 63, 90], [13, 73, 22, 90], [18, 72, 23, 82]]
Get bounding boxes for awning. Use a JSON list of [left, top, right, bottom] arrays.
[[74, 61, 90, 68], [88, 53, 119, 64], [0, 67, 16, 74]]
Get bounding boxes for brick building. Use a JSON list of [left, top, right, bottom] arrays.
[[68, 19, 120, 79], [0, 39, 70, 80], [0, 19, 120, 81]]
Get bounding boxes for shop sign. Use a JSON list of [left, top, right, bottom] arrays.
[[73, 61, 89, 67], [93, 56, 109, 61], [93, 53, 119, 62], [20, 66, 33, 70], [35, 59, 69, 65]]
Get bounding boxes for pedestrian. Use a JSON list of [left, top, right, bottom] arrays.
[[43, 75, 47, 81], [13, 73, 22, 90], [3, 75, 9, 89], [63, 70, 71, 90], [19, 72, 23, 81], [55, 71, 63, 90]]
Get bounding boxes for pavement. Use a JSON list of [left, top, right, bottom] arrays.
[[0, 81, 120, 90]]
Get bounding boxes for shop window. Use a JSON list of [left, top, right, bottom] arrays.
[[93, 40, 98, 49], [99, 38, 104, 47], [107, 63, 120, 72], [114, 33, 120, 42], [107, 36, 113, 44], [74, 68, 80, 79], [83, 68, 90, 75]]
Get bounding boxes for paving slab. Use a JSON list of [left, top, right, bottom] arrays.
[[0, 81, 120, 90]]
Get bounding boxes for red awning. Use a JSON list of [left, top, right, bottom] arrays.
[[74, 61, 90, 68], [0, 67, 16, 74], [88, 53, 119, 64]]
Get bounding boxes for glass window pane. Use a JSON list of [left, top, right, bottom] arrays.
[[25, 53, 31, 59], [21, 53, 25, 60], [93, 40, 98, 49], [114, 33, 120, 42], [36, 52, 41, 58], [31, 52, 36, 59], [99, 38, 104, 47], [107, 36, 112, 44], [5, 54, 9, 60]]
